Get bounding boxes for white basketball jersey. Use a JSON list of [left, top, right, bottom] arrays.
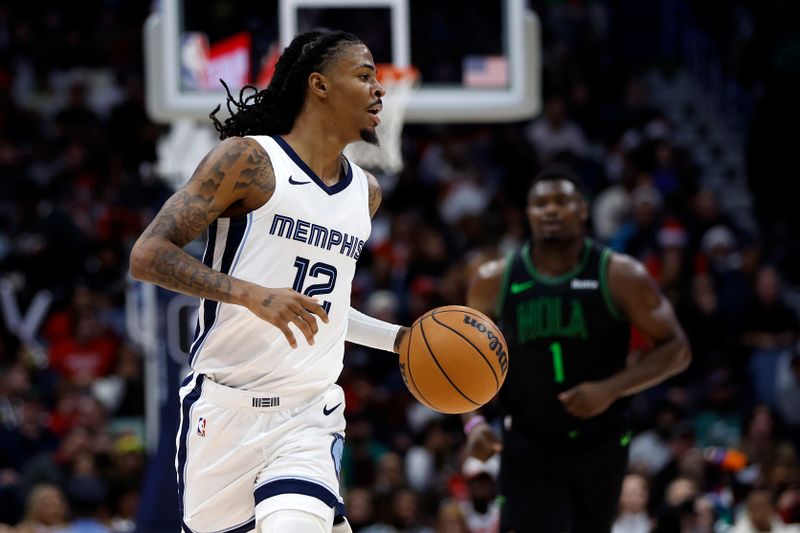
[[189, 135, 372, 396]]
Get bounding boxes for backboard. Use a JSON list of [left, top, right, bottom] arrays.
[[145, 0, 540, 124]]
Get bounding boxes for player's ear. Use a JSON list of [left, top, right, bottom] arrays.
[[579, 197, 589, 223], [308, 73, 329, 99]]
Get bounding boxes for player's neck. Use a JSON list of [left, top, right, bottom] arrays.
[[530, 237, 585, 277], [282, 118, 349, 185]]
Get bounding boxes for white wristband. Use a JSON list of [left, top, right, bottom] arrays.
[[346, 307, 402, 353]]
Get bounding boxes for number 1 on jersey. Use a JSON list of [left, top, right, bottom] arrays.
[[292, 256, 336, 313], [550, 342, 565, 383]]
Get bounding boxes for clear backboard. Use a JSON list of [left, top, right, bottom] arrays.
[[145, 0, 540, 124]]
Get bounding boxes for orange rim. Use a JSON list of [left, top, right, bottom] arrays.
[[375, 63, 420, 84]]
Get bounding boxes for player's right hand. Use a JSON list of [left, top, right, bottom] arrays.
[[245, 287, 329, 348], [465, 422, 502, 462]]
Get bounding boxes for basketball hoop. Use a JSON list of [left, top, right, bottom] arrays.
[[344, 64, 420, 175]]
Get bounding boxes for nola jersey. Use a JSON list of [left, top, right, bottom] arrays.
[[188, 135, 371, 396], [496, 239, 631, 441]]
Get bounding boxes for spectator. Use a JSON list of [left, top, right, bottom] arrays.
[[58, 476, 110, 533], [459, 457, 500, 533], [738, 405, 798, 491], [742, 266, 800, 409], [526, 95, 588, 164], [345, 487, 380, 532], [612, 473, 651, 533], [699, 225, 751, 323], [387, 488, 433, 533], [15, 483, 69, 533], [677, 274, 732, 381], [405, 420, 453, 494], [732, 489, 800, 533], [435, 500, 469, 533], [693, 369, 743, 449], [611, 183, 664, 259], [629, 401, 683, 476]]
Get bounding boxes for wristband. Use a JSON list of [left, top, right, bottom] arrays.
[[464, 415, 486, 435]]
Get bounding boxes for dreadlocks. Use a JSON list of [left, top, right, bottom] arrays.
[[210, 30, 363, 140]]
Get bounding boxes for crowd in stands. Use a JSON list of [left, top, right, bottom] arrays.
[[1, 0, 799, 532]]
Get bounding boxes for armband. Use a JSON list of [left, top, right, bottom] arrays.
[[346, 307, 402, 353]]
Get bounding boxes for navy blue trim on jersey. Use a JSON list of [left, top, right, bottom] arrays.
[[190, 221, 217, 354], [177, 374, 205, 524], [334, 501, 346, 521], [189, 218, 249, 364], [272, 135, 353, 195], [254, 478, 338, 508]]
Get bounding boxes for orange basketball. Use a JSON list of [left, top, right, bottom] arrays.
[[398, 305, 509, 414]]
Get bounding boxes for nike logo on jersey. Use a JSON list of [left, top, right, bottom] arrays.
[[288, 175, 311, 185], [570, 279, 599, 290], [510, 280, 535, 294], [323, 402, 343, 416]]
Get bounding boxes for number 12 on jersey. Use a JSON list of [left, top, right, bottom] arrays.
[[292, 256, 337, 313], [550, 341, 565, 384]]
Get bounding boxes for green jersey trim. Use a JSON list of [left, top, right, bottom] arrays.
[[495, 251, 516, 318], [520, 239, 592, 285], [599, 247, 625, 320]]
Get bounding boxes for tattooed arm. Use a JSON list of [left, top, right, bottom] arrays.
[[130, 137, 328, 348], [365, 170, 382, 218]]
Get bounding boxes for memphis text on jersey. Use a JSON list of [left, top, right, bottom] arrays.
[[269, 213, 366, 260]]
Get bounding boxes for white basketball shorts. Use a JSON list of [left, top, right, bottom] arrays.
[[175, 373, 346, 533]]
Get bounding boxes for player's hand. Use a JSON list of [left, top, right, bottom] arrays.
[[465, 422, 502, 462], [558, 381, 617, 419], [393, 326, 411, 355], [245, 287, 329, 348]]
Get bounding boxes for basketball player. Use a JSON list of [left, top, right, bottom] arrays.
[[130, 31, 409, 533], [463, 167, 691, 533]]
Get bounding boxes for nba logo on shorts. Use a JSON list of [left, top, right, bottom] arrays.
[[197, 417, 207, 437]]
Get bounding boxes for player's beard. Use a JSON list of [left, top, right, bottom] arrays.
[[360, 128, 380, 145]]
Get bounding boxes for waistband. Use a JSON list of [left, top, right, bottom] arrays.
[[191, 374, 320, 411]]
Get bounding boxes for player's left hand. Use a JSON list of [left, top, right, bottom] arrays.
[[558, 381, 617, 419]]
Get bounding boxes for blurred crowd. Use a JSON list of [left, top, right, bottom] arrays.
[[1, 1, 800, 532]]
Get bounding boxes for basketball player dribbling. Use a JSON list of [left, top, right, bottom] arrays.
[[463, 167, 692, 533], [130, 31, 410, 533]]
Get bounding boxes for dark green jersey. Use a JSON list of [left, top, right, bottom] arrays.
[[496, 238, 631, 441]]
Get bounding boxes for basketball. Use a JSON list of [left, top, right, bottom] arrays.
[[398, 305, 509, 414]]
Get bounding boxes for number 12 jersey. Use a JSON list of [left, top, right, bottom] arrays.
[[189, 135, 372, 397]]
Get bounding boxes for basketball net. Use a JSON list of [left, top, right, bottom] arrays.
[[344, 64, 419, 175]]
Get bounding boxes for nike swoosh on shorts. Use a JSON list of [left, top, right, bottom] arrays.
[[323, 402, 343, 416]]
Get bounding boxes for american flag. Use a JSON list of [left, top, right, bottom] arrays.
[[463, 55, 509, 88]]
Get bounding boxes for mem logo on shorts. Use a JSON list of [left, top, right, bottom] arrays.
[[252, 397, 281, 408], [197, 417, 207, 437]]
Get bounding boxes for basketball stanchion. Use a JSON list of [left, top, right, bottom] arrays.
[[344, 64, 420, 175], [398, 305, 509, 414]]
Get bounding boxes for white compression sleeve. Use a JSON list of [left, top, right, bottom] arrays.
[[346, 307, 402, 353]]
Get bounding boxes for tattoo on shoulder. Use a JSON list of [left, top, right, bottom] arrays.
[[143, 139, 275, 248], [234, 142, 275, 196]]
